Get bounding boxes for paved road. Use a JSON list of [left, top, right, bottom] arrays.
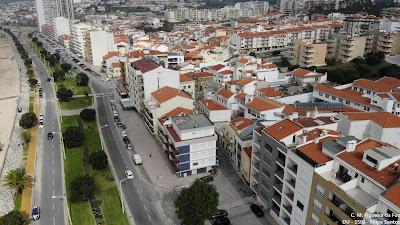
[[20, 33, 66, 225]]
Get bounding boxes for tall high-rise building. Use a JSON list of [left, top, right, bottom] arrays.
[[35, 0, 74, 31]]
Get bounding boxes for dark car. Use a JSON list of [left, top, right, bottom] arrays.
[[32, 206, 40, 220], [250, 204, 264, 217], [117, 122, 123, 127], [213, 217, 230, 225], [47, 132, 53, 140], [210, 209, 228, 220], [200, 175, 214, 183], [47, 77, 51, 82], [123, 136, 130, 144]]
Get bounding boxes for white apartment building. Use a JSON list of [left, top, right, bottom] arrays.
[[53, 17, 70, 37], [143, 86, 194, 135], [314, 77, 400, 114], [126, 58, 180, 112], [71, 23, 92, 59], [89, 30, 115, 66], [162, 114, 218, 177], [198, 99, 232, 123]]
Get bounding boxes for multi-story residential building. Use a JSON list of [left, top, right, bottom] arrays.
[[126, 58, 180, 112], [54, 0, 74, 21], [380, 18, 400, 32], [327, 33, 367, 62], [289, 39, 327, 67], [337, 112, 400, 149], [314, 76, 400, 114], [343, 15, 380, 36], [305, 138, 400, 225], [186, 71, 214, 100], [70, 23, 92, 59], [53, 17, 70, 38], [161, 114, 218, 177], [89, 30, 116, 66], [35, 0, 74, 31], [198, 99, 232, 123], [245, 97, 286, 122], [180, 73, 195, 99], [376, 31, 400, 55], [144, 86, 194, 135]]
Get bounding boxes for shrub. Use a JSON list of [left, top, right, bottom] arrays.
[[53, 70, 65, 82], [89, 151, 108, 170], [0, 210, 25, 225], [61, 63, 72, 72], [28, 78, 38, 87], [70, 175, 96, 202], [19, 112, 37, 128], [80, 109, 96, 121], [63, 127, 84, 148]]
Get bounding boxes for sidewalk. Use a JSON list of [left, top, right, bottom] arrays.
[[20, 93, 39, 218]]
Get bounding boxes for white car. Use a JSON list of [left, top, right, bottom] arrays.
[[125, 170, 134, 179], [38, 121, 44, 128], [121, 130, 127, 137], [39, 114, 44, 121]]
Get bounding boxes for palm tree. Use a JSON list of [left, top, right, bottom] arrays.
[[3, 168, 31, 193]]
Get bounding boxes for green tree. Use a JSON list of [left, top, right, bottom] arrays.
[[327, 68, 345, 84], [365, 54, 382, 66], [249, 52, 256, 57], [19, 112, 37, 128], [56, 86, 73, 102], [32, 37, 38, 43], [89, 151, 108, 170], [0, 210, 25, 225], [3, 168, 31, 194], [355, 64, 372, 77], [175, 179, 219, 225], [61, 63, 72, 72], [379, 64, 400, 78], [28, 78, 38, 87], [306, 84, 314, 92], [63, 126, 84, 148], [53, 70, 65, 82], [80, 109, 96, 121], [70, 175, 96, 202], [76, 72, 89, 86]]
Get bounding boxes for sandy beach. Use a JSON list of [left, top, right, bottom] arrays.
[[0, 37, 20, 155]]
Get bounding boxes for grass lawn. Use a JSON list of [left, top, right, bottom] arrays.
[[56, 77, 92, 96], [60, 96, 93, 110], [82, 120, 129, 225], [62, 116, 96, 225]]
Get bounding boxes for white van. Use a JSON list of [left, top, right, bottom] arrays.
[[132, 154, 142, 165]]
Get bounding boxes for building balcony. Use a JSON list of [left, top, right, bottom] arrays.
[[169, 151, 180, 164], [288, 164, 298, 175], [287, 178, 296, 189], [271, 204, 280, 218], [277, 156, 285, 167], [169, 144, 179, 155], [283, 204, 292, 214], [253, 151, 260, 160], [273, 193, 281, 205], [275, 169, 284, 181], [143, 107, 154, 119], [274, 182, 283, 193], [285, 191, 294, 201]]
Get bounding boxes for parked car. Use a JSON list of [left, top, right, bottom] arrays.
[[38, 121, 44, 128], [32, 206, 40, 220], [125, 170, 134, 179], [210, 209, 228, 220], [132, 154, 142, 165], [126, 143, 133, 151], [250, 204, 264, 217], [123, 136, 130, 144], [39, 114, 44, 121], [121, 130, 127, 137], [47, 77, 51, 82], [47, 132, 53, 140], [200, 175, 214, 183], [117, 122, 123, 127], [213, 217, 230, 225]]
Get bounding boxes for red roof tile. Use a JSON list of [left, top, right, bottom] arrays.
[[353, 77, 400, 93], [132, 58, 160, 73], [230, 117, 255, 131], [207, 64, 225, 71], [297, 136, 336, 165], [217, 88, 235, 99], [341, 112, 400, 128], [246, 97, 285, 112], [263, 119, 303, 141], [383, 182, 400, 207], [236, 78, 257, 86], [180, 73, 193, 82], [200, 99, 228, 111], [151, 86, 192, 104], [258, 87, 282, 98]]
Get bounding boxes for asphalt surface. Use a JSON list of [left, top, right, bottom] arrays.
[[35, 34, 163, 225], [20, 33, 66, 225]]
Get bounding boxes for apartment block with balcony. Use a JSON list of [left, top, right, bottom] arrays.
[[144, 86, 194, 135], [126, 58, 180, 112], [327, 34, 366, 63], [70, 23, 92, 59], [376, 31, 400, 55], [305, 138, 400, 225], [162, 114, 217, 177], [289, 39, 327, 67]]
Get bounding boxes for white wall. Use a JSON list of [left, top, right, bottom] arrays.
[[90, 30, 115, 66], [54, 17, 70, 37], [278, 93, 313, 104], [143, 67, 180, 99], [179, 127, 215, 141], [209, 110, 232, 123]]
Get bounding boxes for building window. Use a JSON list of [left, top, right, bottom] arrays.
[[264, 143, 273, 153], [193, 162, 198, 166], [366, 155, 378, 164], [345, 100, 350, 105], [361, 177, 365, 183], [297, 201, 304, 211], [325, 94, 329, 98], [332, 96, 336, 100], [315, 184, 325, 199], [319, 92, 323, 96], [367, 90, 371, 94]]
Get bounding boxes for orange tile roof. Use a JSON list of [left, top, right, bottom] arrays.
[[200, 99, 228, 111], [246, 97, 285, 112], [219, 70, 233, 75], [127, 50, 144, 58], [207, 64, 225, 71], [315, 85, 377, 109], [230, 117, 255, 131], [112, 62, 122, 68], [257, 63, 278, 70], [258, 87, 282, 98], [165, 107, 193, 117], [180, 73, 193, 82], [191, 72, 213, 79], [264, 119, 303, 141], [383, 182, 400, 207], [235, 92, 246, 101], [341, 112, 400, 128], [236, 77, 257, 86], [103, 51, 119, 60], [297, 136, 336, 165], [151, 86, 192, 104], [353, 77, 400, 93], [217, 88, 235, 99], [338, 139, 398, 188], [292, 68, 311, 77], [298, 128, 339, 141]]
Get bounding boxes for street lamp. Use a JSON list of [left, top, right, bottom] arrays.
[[51, 195, 72, 225], [119, 178, 129, 214]]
